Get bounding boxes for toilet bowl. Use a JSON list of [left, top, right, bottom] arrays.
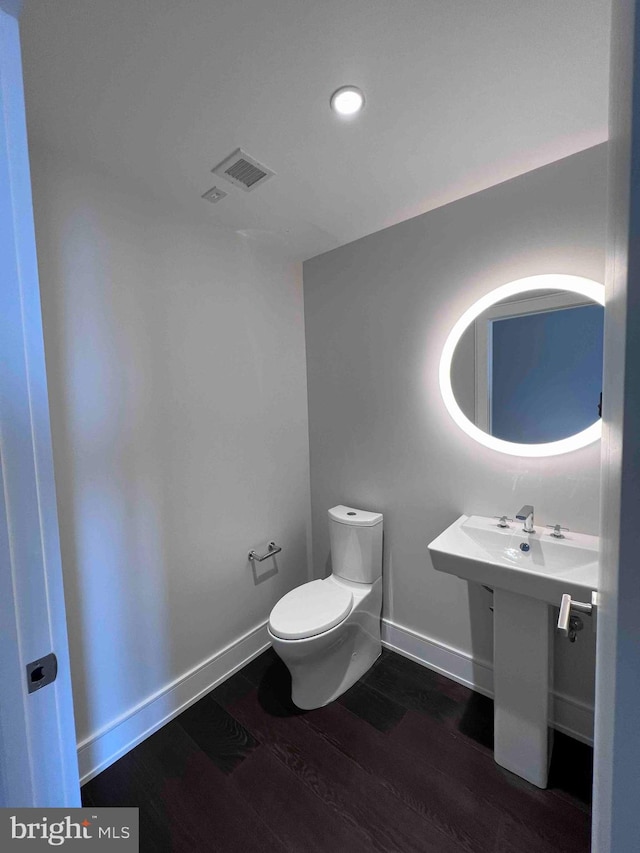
[[268, 505, 383, 710]]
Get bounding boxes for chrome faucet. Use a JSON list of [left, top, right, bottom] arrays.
[[516, 504, 535, 533]]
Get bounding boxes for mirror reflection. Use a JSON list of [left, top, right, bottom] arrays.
[[450, 290, 604, 444]]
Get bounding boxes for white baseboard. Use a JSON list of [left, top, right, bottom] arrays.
[[77, 621, 270, 785], [381, 619, 594, 745]]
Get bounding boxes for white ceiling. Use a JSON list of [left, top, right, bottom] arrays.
[[20, 0, 610, 261]]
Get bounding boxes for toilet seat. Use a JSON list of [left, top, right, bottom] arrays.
[[269, 579, 353, 640]]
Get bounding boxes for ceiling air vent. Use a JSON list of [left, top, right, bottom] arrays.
[[201, 186, 227, 203], [212, 148, 275, 192]]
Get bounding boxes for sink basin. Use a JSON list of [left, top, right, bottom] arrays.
[[428, 514, 598, 604]]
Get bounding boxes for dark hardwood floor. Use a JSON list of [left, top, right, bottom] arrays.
[[82, 649, 592, 852]]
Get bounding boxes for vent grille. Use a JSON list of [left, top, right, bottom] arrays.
[[225, 158, 267, 188], [212, 148, 275, 192], [201, 186, 227, 203]]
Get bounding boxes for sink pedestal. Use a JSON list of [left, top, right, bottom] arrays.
[[493, 589, 552, 788]]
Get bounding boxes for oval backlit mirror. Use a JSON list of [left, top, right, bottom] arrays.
[[439, 274, 605, 457]]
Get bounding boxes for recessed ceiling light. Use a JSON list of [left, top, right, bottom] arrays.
[[330, 86, 365, 117]]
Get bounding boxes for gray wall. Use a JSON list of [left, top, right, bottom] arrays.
[[304, 144, 607, 721], [31, 145, 311, 746]]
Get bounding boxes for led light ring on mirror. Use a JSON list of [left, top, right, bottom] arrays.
[[439, 274, 605, 457]]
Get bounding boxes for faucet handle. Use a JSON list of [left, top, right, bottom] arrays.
[[494, 515, 513, 528], [547, 523, 569, 539]]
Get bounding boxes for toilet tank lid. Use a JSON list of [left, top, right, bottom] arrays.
[[328, 505, 383, 527]]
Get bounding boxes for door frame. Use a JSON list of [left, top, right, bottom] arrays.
[[592, 0, 640, 849], [0, 1, 80, 807]]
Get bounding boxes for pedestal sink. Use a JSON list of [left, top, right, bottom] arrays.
[[428, 515, 598, 788]]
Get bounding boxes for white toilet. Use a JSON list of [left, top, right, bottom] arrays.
[[268, 505, 383, 709]]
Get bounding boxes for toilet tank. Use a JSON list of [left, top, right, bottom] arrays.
[[328, 505, 383, 583]]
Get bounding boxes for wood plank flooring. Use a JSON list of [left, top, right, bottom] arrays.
[[82, 649, 592, 852]]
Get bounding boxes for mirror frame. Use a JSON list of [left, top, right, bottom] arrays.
[[439, 274, 605, 457]]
